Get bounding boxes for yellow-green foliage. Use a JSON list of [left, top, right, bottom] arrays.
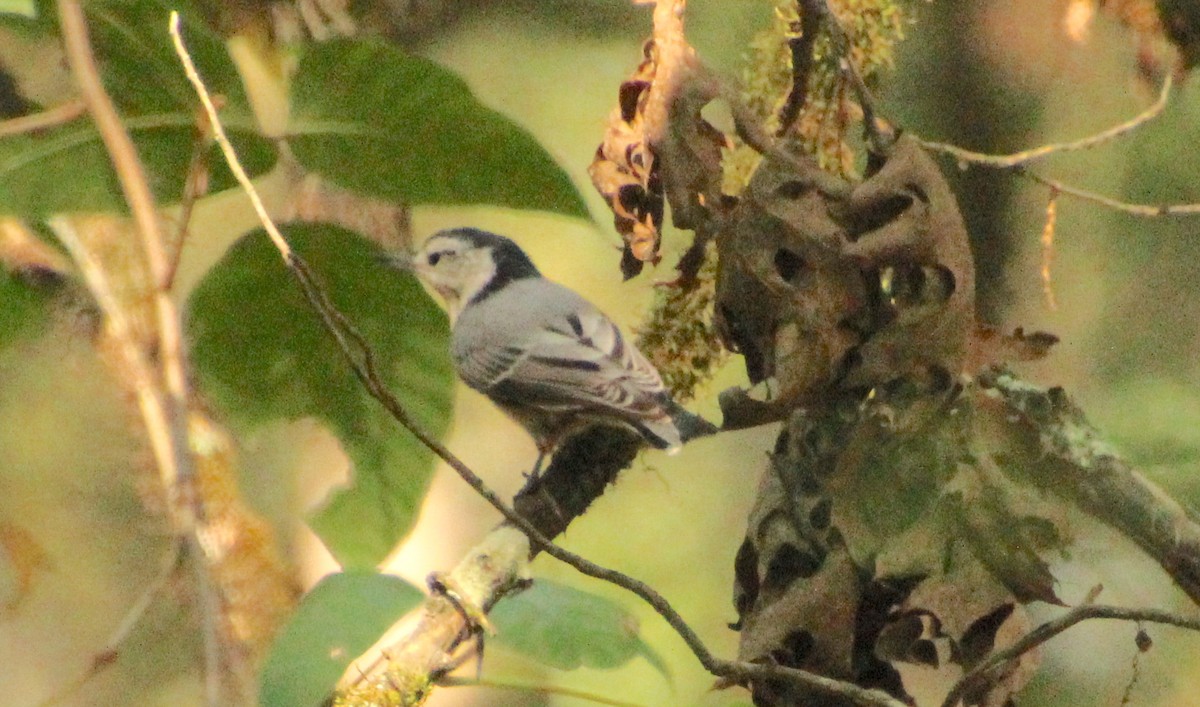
[[334, 670, 432, 707], [728, 0, 909, 188], [636, 241, 725, 402]]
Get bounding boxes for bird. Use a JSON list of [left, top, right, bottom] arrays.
[[393, 227, 717, 474]]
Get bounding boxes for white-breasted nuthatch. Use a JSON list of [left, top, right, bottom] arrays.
[[393, 227, 717, 471]]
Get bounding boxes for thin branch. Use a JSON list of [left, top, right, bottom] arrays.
[[777, 3, 820, 136], [1021, 168, 1200, 217], [164, 133, 212, 290], [1039, 189, 1059, 310], [916, 73, 1174, 169], [57, 0, 195, 526], [47, 218, 179, 512], [170, 13, 906, 707], [912, 74, 1200, 217], [167, 16, 293, 262], [0, 98, 86, 137], [57, 2, 218, 702], [36, 543, 182, 707], [940, 604, 1200, 707], [1118, 625, 1146, 707], [640, 0, 693, 145]]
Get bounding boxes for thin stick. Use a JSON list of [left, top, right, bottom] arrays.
[[164, 134, 212, 289], [57, 2, 215, 702], [777, 2, 820, 136], [1040, 189, 1058, 310], [169, 13, 905, 707], [170, 14, 293, 261], [1022, 168, 1200, 217], [57, 0, 195, 523], [917, 74, 1174, 169], [913, 75, 1200, 218], [0, 98, 86, 137], [36, 543, 182, 707], [940, 604, 1200, 707]]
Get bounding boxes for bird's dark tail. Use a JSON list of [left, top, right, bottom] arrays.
[[662, 396, 720, 443]]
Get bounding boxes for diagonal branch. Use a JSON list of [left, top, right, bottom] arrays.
[[941, 603, 1200, 707], [916, 73, 1174, 169], [56, 0, 194, 529], [0, 98, 86, 137], [913, 74, 1200, 217], [1019, 168, 1200, 217]]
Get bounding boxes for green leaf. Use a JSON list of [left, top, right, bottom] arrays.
[[260, 571, 424, 707], [0, 267, 56, 349], [287, 39, 589, 219], [186, 223, 454, 567], [0, 1, 275, 216], [0, 0, 36, 18], [490, 579, 670, 679], [88, 0, 251, 115]]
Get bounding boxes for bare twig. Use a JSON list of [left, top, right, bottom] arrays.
[[940, 604, 1200, 707], [1039, 189, 1058, 310], [164, 133, 212, 289], [916, 73, 1174, 169], [1021, 168, 1200, 217], [0, 98, 86, 137], [36, 543, 182, 707], [1118, 625, 1146, 707], [170, 13, 907, 707], [777, 3, 820, 136], [913, 74, 1200, 217], [56, 2, 223, 702], [57, 0, 194, 528]]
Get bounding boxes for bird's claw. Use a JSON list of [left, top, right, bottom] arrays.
[[427, 572, 494, 637]]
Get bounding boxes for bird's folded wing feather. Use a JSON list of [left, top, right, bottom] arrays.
[[456, 307, 665, 416]]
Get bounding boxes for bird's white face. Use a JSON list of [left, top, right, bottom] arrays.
[[409, 234, 497, 322]]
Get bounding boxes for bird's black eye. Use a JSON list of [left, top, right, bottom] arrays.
[[428, 252, 443, 266]]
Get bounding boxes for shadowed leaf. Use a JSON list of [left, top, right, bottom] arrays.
[[187, 223, 453, 567], [491, 579, 670, 679], [259, 571, 424, 707], [287, 39, 590, 219], [0, 1, 275, 215], [0, 266, 55, 349]]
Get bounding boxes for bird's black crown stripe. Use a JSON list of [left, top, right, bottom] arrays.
[[438, 228, 542, 305]]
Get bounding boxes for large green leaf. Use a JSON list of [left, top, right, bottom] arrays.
[[287, 39, 590, 219], [260, 571, 424, 707], [490, 579, 670, 679], [186, 223, 454, 567], [0, 1, 275, 216]]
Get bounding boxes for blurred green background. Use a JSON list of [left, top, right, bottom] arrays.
[[3, 0, 1200, 705]]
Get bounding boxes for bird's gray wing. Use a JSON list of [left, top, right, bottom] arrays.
[[455, 304, 666, 418]]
